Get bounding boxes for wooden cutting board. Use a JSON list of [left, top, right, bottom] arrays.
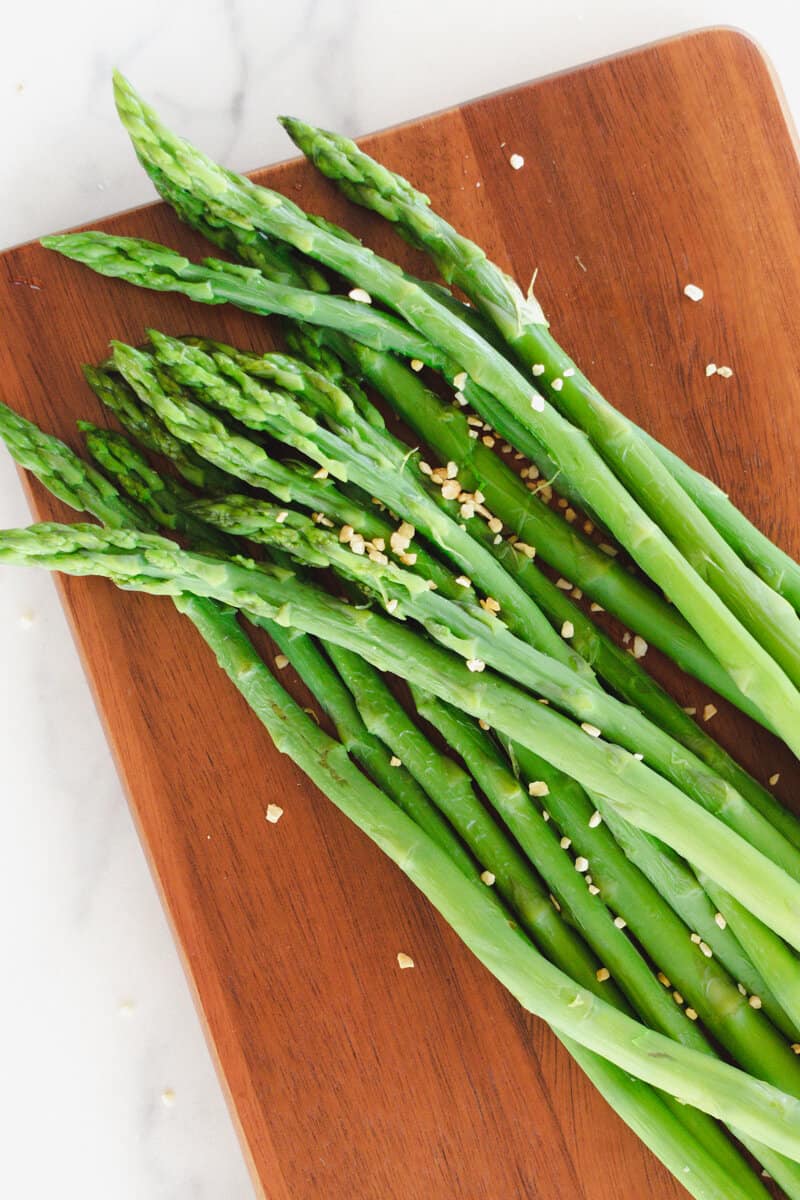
[[1, 27, 798, 1199]]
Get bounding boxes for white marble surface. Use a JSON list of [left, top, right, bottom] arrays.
[[2, 2, 800, 1195]]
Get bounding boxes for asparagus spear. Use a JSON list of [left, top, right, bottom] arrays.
[[638, 424, 800, 610], [282, 117, 800, 665], [594, 798, 796, 1039], [697, 870, 800, 1043], [43, 232, 435, 357], [0, 403, 778, 1196], [285, 327, 800, 848], [88, 76, 800, 750]]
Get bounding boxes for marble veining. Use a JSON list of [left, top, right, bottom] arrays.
[[2, 1, 799, 1195]]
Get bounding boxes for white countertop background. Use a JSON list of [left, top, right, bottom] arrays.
[[2, 3, 799, 1196]]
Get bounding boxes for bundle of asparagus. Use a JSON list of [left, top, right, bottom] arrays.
[[3, 73, 800, 1197]]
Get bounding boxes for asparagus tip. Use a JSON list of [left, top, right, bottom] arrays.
[[111, 68, 137, 106], [279, 115, 322, 150], [81, 363, 102, 385]]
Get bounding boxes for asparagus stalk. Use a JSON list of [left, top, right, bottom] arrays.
[[282, 117, 800, 675], [3, 520, 800, 967], [89, 77, 800, 750], [697, 870, 800, 1044], [285, 327, 800, 848], [192, 492, 800, 881], [43, 232, 436, 357], [638, 425, 800, 610], [595, 799, 797, 1039], [0, 403, 779, 1195]]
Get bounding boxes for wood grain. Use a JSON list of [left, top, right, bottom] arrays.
[[1, 27, 797, 1198]]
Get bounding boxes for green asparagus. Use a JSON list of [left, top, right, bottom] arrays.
[[697, 870, 800, 1043], [0, 384, 785, 1195], [595, 799, 797, 1038]]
